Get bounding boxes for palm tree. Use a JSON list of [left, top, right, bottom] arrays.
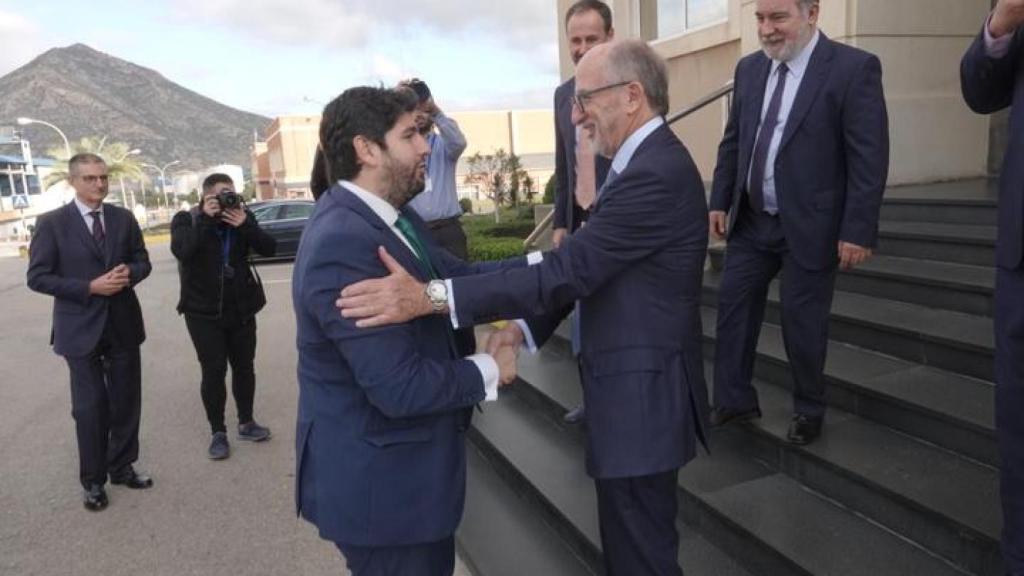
[[43, 137, 144, 186]]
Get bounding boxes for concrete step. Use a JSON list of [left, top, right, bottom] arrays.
[[708, 247, 994, 317], [698, 306, 996, 467], [728, 377, 1001, 576], [702, 271, 995, 382], [875, 221, 996, 266], [881, 179, 998, 226], [468, 383, 753, 576], [458, 442, 596, 576], [508, 349, 975, 576]]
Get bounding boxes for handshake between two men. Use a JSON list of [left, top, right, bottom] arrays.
[[336, 245, 525, 388]]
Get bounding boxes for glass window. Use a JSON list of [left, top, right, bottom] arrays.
[[282, 203, 314, 220], [656, 0, 728, 38], [252, 205, 280, 222], [0, 174, 11, 197]]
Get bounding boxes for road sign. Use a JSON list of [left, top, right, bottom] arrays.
[[12, 194, 29, 209]]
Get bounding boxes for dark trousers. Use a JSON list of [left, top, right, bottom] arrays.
[[595, 470, 682, 576], [713, 206, 837, 418], [997, 265, 1024, 574], [425, 216, 475, 356], [63, 332, 142, 489], [184, 313, 257, 434], [336, 535, 455, 576]]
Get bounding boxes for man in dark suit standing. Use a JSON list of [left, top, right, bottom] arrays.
[[27, 153, 154, 511], [338, 40, 709, 576], [292, 87, 523, 576], [708, 0, 889, 445], [962, 1, 1024, 571], [553, 0, 615, 424]]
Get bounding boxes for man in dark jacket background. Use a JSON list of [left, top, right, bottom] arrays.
[[171, 173, 277, 460]]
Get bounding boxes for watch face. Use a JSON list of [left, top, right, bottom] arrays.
[[428, 282, 446, 300]]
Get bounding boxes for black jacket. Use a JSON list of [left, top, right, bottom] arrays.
[[171, 208, 276, 318]]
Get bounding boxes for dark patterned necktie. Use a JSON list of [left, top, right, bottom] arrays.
[[748, 62, 789, 213], [90, 210, 105, 243]]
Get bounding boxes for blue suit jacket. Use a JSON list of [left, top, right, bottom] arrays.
[[553, 77, 611, 232], [962, 26, 1024, 269], [450, 124, 710, 479], [27, 202, 150, 357], [710, 34, 890, 271], [292, 184, 527, 547]]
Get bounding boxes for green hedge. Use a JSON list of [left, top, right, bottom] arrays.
[[467, 237, 524, 262]]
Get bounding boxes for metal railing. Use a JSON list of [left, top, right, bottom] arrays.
[[523, 81, 735, 250]]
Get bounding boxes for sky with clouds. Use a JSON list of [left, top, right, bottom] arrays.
[[0, 0, 563, 117]]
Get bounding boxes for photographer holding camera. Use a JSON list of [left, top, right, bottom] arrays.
[[171, 173, 276, 460]]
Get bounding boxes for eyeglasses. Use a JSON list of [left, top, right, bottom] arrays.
[[571, 80, 633, 114], [77, 175, 110, 184]]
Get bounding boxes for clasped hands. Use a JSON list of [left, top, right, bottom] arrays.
[[89, 264, 131, 296], [336, 246, 521, 386]]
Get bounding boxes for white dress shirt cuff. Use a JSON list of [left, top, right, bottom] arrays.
[[527, 251, 544, 265], [513, 319, 539, 353], [445, 278, 460, 329], [985, 13, 1014, 58], [468, 353, 499, 401]]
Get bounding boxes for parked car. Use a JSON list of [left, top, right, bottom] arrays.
[[249, 199, 314, 260]]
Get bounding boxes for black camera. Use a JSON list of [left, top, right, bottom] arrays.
[[217, 190, 241, 210]]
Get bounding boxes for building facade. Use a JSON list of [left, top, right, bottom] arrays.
[[556, 0, 994, 186]]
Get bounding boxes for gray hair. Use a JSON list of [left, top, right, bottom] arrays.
[[68, 153, 105, 176], [605, 40, 670, 116], [796, 0, 819, 14]]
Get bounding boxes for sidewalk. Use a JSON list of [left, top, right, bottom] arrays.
[[0, 239, 29, 259]]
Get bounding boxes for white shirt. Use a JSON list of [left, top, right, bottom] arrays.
[[341, 180, 500, 401], [748, 29, 821, 214], [74, 197, 105, 232]]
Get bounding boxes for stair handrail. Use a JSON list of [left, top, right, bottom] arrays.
[[667, 80, 734, 126], [523, 81, 735, 250]]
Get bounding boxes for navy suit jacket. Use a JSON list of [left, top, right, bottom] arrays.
[[292, 184, 527, 547], [710, 34, 890, 271], [451, 124, 710, 479], [553, 77, 611, 232], [27, 202, 150, 357], [962, 26, 1024, 269]]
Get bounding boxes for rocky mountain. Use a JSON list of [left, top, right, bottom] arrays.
[[0, 43, 271, 171]]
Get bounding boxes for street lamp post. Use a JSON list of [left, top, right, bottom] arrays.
[[141, 160, 180, 210], [113, 149, 141, 209], [16, 117, 72, 160]]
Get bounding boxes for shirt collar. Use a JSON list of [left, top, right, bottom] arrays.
[[73, 197, 102, 217], [772, 29, 820, 80], [610, 115, 664, 175], [340, 180, 401, 227]]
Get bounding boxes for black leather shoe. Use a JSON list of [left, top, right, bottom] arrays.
[[83, 484, 108, 511], [786, 414, 823, 445], [709, 405, 762, 427], [563, 404, 585, 424], [110, 467, 153, 489]]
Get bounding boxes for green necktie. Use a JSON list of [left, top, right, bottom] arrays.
[[395, 215, 438, 280]]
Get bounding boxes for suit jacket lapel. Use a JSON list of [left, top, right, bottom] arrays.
[[779, 35, 834, 152], [331, 185, 431, 283], [740, 57, 772, 170], [68, 202, 105, 262], [102, 204, 118, 267]]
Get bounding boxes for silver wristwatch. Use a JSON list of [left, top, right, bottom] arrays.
[[425, 279, 448, 312]]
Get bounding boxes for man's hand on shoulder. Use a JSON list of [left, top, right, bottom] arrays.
[[838, 241, 872, 271], [991, 0, 1024, 38], [337, 246, 433, 327]]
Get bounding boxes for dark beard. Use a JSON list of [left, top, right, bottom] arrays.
[[382, 154, 425, 208]]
